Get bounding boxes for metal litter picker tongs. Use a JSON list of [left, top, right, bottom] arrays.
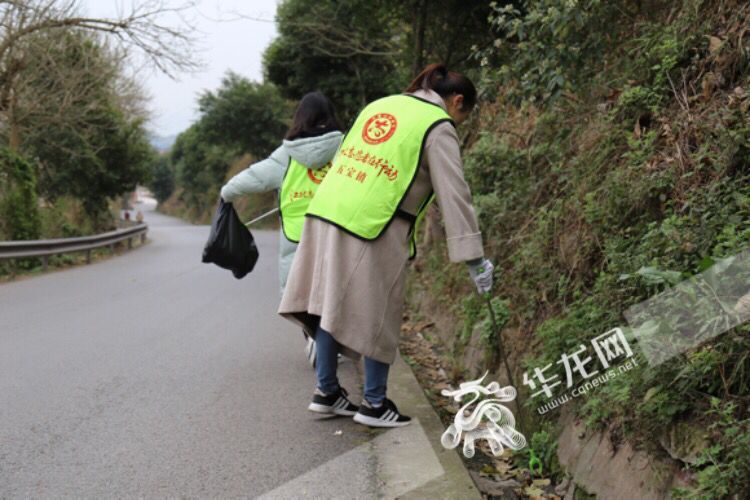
[[244, 207, 279, 227], [483, 291, 542, 476]]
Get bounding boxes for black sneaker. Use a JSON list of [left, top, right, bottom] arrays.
[[308, 387, 359, 416], [353, 398, 411, 427]]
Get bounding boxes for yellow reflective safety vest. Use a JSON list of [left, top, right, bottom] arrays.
[[305, 94, 453, 257], [279, 157, 331, 243]]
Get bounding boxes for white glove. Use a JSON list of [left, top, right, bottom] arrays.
[[468, 258, 494, 294]]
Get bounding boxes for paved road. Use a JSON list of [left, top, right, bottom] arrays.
[[0, 201, 376, 497]]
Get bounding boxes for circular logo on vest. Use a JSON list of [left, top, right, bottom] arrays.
[[362, 113, 397, 145], [307, 162, 331, 185]]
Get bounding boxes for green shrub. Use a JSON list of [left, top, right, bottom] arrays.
[[0, 148, 41, 242]]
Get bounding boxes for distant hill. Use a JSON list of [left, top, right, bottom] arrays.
[[148, 133, 177, 152]]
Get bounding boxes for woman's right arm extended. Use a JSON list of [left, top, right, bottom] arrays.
[[220, 145, 289, 202]]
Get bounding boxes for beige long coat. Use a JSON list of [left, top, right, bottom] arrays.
[[278, 89, 484, 364]]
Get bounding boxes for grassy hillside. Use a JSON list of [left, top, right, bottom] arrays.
[[408, 1, 750, 496]]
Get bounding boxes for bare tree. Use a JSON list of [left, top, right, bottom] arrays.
[[0, 0, 198, 150]]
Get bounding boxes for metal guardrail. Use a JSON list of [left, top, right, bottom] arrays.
[[0, 223, 148, 271]]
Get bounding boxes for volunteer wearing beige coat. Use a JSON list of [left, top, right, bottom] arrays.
[[278, 64, 494, 427]]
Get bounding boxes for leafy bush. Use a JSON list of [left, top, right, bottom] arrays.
[[149, 155, 175, 204], [0, 148, 40, 242]]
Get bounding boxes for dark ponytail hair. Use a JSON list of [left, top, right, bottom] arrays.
[[405, 63, 477, 112], [285, 91, 343, 140]]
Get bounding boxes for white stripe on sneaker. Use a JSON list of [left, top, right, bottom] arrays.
[[382, 410, 393, 421], [353, 412, 411, 428], [390, 413, 399, 422]]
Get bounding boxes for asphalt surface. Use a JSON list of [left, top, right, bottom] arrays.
[[0, 200, 377, 497]]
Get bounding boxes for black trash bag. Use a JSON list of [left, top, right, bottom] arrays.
[[202, 199, 259, 279]]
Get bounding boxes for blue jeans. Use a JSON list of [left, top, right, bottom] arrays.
[[315, 325, 389, 406]]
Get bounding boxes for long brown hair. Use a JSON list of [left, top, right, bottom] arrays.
[[405, 63, 477, 112]]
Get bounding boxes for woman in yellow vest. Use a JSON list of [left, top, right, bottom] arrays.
[[279, 65, 494, 426], [221, 92, 343, 367]]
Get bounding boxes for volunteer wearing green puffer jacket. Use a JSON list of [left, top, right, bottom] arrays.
[[220, 91, 344, 367]]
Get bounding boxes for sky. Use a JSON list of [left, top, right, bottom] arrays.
[[80, 0, 280, 137]]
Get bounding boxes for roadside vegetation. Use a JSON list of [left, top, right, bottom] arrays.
[[411, 1, 750, 496]]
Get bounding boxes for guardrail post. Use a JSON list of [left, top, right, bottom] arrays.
[[140, 233, 146, 244], [128, 237, 133, 249], [86, 249, 91, 264], [42, 256, 48, 272]]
